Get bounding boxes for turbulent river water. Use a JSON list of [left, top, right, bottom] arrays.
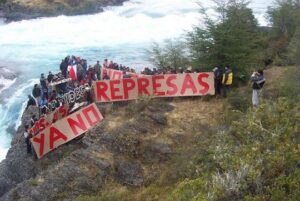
[[0, 0, 272, 161]]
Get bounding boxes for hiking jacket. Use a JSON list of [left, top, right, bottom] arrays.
[[222, 69, 233, 85], [251, 74, 265, 90]]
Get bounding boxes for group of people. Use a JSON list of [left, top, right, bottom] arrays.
[[102, 59, 137, 73], [141, 65, 198, 75], [24, 56, 266, 156], [213, 65, 265, 106], [26, 72, 66, 112], [24, 55, 99, 156], [213, 66, 233, 98]]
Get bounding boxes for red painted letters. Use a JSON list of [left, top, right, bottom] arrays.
[[31, 103, 103, 159], [94, 73, 214, 102]]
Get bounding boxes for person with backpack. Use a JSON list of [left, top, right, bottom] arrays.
[[222, 66, 233, 97], [251, 69, 265, 107]]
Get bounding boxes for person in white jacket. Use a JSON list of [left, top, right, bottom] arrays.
[[250, 69, 266, 106]]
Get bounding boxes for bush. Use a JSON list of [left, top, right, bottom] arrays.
[[277, 67, 300, 100], [226, 87, 252, 112], [166, 94, 299, 201]]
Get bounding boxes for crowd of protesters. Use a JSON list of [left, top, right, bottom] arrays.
[[141, 65, 196, 75], [24, 56, 96, 155], [140, 65, 234, 98], [24, 56, 149, 156], [23, 55, 265, 156]]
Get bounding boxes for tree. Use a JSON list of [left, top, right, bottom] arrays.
[[187, 0, 264, 73], [147, 39, 190, 70], [267, 0, 300, 65], [286, 27, 300, 64]]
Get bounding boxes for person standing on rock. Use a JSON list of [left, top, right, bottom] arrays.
[[40, 73, 47, 89], [26, 95, 37, 110], [32, 84, 41, 99], [60, 58, 68, 78], [251, 69, 265, 107]]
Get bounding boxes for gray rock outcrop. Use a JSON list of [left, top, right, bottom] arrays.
[[0, 99, 175, 200]]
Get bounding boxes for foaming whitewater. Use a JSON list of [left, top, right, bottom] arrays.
[[0, 0, 273, 161]]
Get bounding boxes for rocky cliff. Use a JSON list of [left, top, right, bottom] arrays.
[[0, 0, 128, 22], [0, 93, 223, 201], [0, 98, 177, 200]]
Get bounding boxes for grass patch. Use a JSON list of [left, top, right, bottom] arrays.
[[75, 181, 132, 201], [28, 178, 39, 186]]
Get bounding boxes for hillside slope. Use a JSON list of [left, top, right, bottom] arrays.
[[0, 66, 299, 201]]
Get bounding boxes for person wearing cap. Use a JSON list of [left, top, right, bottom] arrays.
[[222, 66, 233, 97]]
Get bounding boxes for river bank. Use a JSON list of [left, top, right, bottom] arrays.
[[0, 0, 128, 22]]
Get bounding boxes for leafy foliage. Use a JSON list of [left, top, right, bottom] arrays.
[[168, 97, 299, 201], [267, 0, 300, 65], [147, 39, 190, 69], [166, 67, 300, 200], [147, 0, 300, 75], [286, 27, 300, 64], [187, 0, 264, 71]]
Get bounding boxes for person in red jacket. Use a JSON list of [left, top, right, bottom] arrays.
[[87, 65, 95, 85]]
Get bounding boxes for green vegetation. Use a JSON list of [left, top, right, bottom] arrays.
[[187, 0, 264, 71], [267, 0, 300, 65], [147, 0, 300, 74], [147, 39, 190, 69], [73, 67, 299, 200], [28, 178, 39, 186], [167, 68, 299, 200]]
